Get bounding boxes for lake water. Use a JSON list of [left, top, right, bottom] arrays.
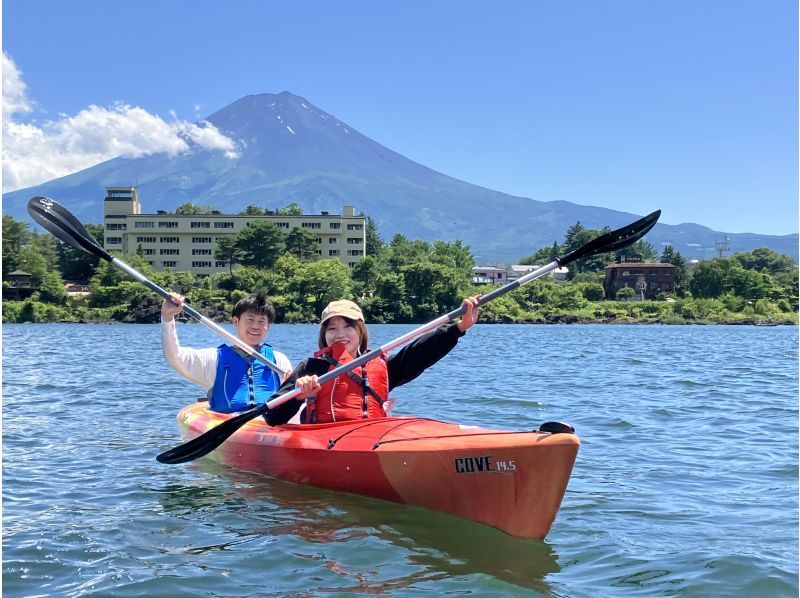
[[3, 323, 797, 596]]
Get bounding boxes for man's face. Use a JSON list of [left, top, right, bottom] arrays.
[[232, 311, 270, 347]]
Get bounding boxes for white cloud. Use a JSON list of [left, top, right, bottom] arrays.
[[2, 51, 239, 192]]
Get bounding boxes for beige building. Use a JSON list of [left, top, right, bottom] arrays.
[[103, 187, 367, 274]]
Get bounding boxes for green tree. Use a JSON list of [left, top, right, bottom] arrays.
[[365, 216, 384, 256], [562, 223, 610, 278], [727, 264, 771, 300], [235, 221, 286, 269], [689, 259, 728, 298], [285, 227, 319, 261], [519, 242, 560, 266], [214, 236, 245, 274], [175, 203, 215, 215], [58, 223, 104, 281], [276, 202, 303, 216], [402, 261, 464, 320], [240, 205, 266, 215], [369, 272, 412, 322], [431, 240, 474, 275], [732, 248, 794, 274], [39, 270, 68, 304], [287, 259, 351, 317], [17, 245, 49, 285], [2, 215, 31, 276], [582, 282, 606, 301], [616, 240, 658, 263], [216, 266, 281, 296], [350, 255, 380, 296], [616, 286, 636, 300], [660, 245, 689, 296]]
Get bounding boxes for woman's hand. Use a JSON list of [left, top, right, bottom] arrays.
[[161, 292, 185, 322], [457, 295, 480, 332], [295, 375, 321, 399]]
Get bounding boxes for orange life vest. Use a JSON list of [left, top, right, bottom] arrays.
[[305, 343, 388, 423]]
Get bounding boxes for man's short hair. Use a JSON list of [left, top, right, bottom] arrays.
[[232, 292, 276, 323]]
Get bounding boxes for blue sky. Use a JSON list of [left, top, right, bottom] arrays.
[[3, 0, 797, 235]]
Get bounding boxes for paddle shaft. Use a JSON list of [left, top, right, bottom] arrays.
[[264, 260, 560, 411], [155, 208, 660, 463], [113, 256, 286, 377]]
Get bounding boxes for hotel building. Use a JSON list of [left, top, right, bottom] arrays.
[[102, 187, 367, 274]]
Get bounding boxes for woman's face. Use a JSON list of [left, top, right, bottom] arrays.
[[324, 316, 361, 355]]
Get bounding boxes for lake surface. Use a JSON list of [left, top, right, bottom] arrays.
[[3, 323, 797, 596]]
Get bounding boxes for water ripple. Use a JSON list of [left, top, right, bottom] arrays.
[[3, 323, 798, 596]]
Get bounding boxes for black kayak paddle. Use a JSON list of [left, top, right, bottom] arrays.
[[26, 196, 286, 377]]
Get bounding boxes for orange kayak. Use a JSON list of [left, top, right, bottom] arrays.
[[176, 402, 580, 539]]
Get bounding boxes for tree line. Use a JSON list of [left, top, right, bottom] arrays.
[[3, 212, 797, 325]]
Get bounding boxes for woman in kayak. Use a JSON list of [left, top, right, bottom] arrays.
[[161, 292, 292, 413], [266, 296, 479, 425]]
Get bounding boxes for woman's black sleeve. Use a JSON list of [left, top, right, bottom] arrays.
[[386, 322, 465, 391], [265, 357, 331, 426], [265, 360, 307, 426]]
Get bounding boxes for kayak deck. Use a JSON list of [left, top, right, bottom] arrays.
[[177, 402, 580, 539]]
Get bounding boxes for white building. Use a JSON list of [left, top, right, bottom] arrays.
[[103, 187, 367, 274]]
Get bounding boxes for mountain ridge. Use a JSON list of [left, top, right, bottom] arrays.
[[3, 92, 797, 262]]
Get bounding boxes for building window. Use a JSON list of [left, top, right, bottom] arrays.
[[160, 248, 180, 255], [159, 236, 180, 243], [214, 222, 234, 229], [329, 223, 341, 229], [192, 236, 213, 243], [142, 248, 155, 256], [315, 237, 322, 243], [347, 224, 363, 231], [347, 249, 364, 256], [192, 261, 212, 268], [315, 249, 322, 255], [134, 221, 155, 228], [347, 237, 362, 244], [192, 249, 212, 255], [106, 237, 122, 245], [158, 221, 179, 228], [191, 221, 211, 229], [328, 238, 337, 244], [277, 222, 290, 228], [301, 222, 321, 229], [137, 236, 156, 243], [329, 249, 339, 256], [106, 223, 127, 230], [215, 261, 227, 268], [162, 260, 177, 267]]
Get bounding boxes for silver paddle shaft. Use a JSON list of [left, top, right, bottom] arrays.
[[265, 260, 560, 411], [112, 257, 286, 377]]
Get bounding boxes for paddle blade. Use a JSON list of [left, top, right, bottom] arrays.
[[557, 209, 661, 266], [27, 196, 112, 261], [156, 404, 268, 464]]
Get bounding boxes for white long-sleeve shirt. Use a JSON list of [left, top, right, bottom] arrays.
[[160, 318, 292, 391]]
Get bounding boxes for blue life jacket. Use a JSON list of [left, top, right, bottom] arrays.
[[209, 344, 281, 413]]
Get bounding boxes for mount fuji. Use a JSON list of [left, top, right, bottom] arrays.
[[3, 92, 796, 262]]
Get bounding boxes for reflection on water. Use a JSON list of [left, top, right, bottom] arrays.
[[156, 459, 560, 594]]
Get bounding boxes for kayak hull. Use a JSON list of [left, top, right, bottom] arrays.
[[176, 402, 580, 539]]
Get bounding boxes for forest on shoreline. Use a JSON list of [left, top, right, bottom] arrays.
[[3, 212, 797, 326]]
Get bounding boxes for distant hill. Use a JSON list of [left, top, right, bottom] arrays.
[[3, 92, 797, 262]]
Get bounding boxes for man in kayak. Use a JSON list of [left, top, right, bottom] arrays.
[[266, 296, 479, 425], [161, 292, 292, 413]]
